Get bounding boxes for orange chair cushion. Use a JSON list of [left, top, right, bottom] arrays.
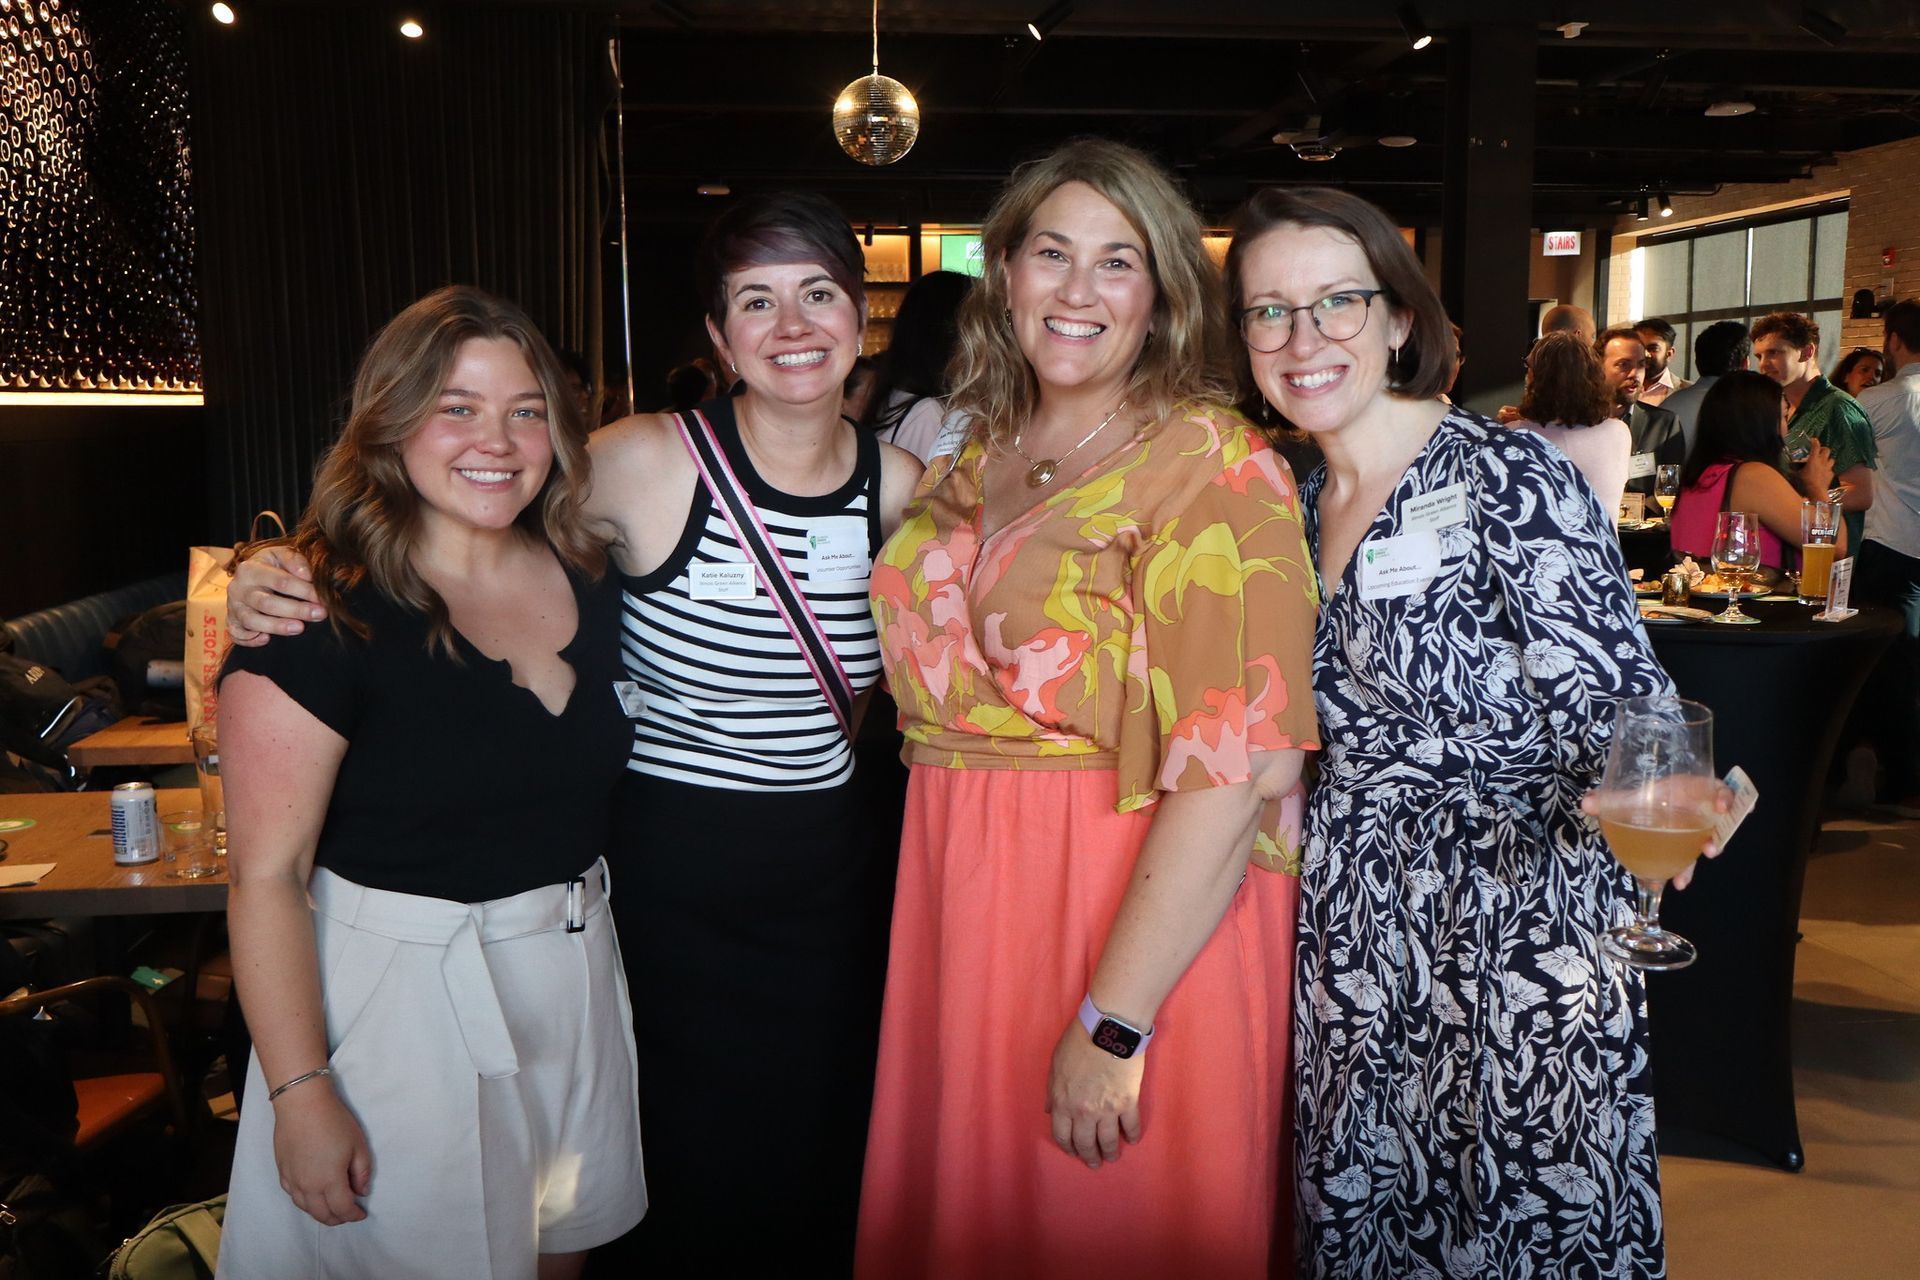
[[73, 1072, 168, 1148]]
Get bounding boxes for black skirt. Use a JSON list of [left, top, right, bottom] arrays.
[[593, 768, 899, 1275]]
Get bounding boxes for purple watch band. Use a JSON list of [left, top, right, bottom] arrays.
[[1078, 993, 1153, 1058]]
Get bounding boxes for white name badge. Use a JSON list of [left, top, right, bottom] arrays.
[[805, 516, 871, 583], [1356, 530, 1442, 601], [689, 562, 757, 600], [612, 681, 647, 718], [1627, 452, 1657, 480], [1401, 482, 1470, 535]]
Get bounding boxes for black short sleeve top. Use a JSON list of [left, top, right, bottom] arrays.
[[219, 568, 629, 903]]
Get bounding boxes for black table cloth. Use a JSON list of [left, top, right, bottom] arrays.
[[1640, 598, 1899, 1170]]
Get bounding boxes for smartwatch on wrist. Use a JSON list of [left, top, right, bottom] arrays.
[[1078, 994, 1154, 1060]]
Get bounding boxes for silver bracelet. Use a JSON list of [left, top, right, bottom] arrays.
[[267, 1065, 333, 1103]]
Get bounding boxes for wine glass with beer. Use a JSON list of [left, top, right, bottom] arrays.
[[1709, 510, 1761, 625], [1798, 498, 1840, 606], [1654, 464, 1681, 518], [1595, 696, 1716, 970]]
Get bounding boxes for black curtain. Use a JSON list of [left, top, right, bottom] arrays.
[[189, 7, 616, 540]]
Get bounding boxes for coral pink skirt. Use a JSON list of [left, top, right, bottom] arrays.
[[855, 765, 1297, 1279]]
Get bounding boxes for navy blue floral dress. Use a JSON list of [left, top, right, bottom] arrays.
[[1295, 412, 1671, 1279]]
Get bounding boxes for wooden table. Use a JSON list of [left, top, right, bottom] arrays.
[[0, 789, 226, 918], [66, 717, 194, 768]]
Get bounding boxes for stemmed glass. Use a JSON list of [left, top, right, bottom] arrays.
[[1594, 696, 1716, 970], [1709, 510, 1761, 625], [1653, 464, 1681, 519]]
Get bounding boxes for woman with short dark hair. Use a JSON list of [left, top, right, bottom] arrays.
[[1227, 186, 1686, 1279]]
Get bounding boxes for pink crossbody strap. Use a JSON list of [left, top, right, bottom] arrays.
[[674, 409, 856, 739]]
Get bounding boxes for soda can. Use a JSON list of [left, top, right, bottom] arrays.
[[111, 781, 160, 865]]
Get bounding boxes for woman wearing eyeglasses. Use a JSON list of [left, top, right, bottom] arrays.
[[1225, 188, 1677, 1279]]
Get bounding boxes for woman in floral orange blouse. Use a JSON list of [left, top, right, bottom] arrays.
[[857, 139, 1320, 1279]]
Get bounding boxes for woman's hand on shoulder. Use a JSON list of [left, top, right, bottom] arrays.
[[1046, 1014, 1145, 1169], [271, 1081, 373, 1225], [229, 546, 325, 646], [877, 440, 927, 539]]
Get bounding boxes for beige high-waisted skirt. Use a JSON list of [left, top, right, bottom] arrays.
[[217, 862, 646, 1279]]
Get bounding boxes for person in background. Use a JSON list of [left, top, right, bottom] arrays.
[[859, 138, 1318, 1280], [1754, 310, 1876, 550], [1227, 186, 1675, 1280], [1597, 324, 1684, 495], [1540, 301, 1597, 346], [216, 287, 646, 1279], [1855, 300, 1920, 815], [556, 348, 599, 424], [1634, 317, 1692, 406], [858, 269, 973, 461], [1660, 319, 1752, 459], [842, 353, 880, 424], [1504, 329, 1632, 514], [1670, 370, 1844, 572], [662, 360, 716, 412], [1834, 346, 1887, 399], [1439, 319, 1465, 403], [226, 193, 926, 1275]]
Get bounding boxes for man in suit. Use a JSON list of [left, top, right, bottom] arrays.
[[1597, 325, 1683, 495]]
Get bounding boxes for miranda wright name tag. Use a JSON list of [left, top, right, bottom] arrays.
[[1627, 452, 1657, 480], [1356, 530, 1442, 601], [1401, 482, 1470, 535], [689, 562, 756, 600]]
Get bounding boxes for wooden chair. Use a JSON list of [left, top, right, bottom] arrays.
[[0, 975, 194, 1149]]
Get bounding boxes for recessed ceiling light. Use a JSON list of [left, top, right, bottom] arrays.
[[1377, 134, 1418, 148], [399, 18, 424, 39], [1705, 100, 1755, 117], [210, 2, 235, 24]]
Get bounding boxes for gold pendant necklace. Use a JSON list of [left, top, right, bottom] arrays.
[[1011, 399, 1128, 488]]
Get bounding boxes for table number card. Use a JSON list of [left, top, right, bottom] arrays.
[[1815, 556, 1857, 621]]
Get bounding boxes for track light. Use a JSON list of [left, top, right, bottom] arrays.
[[1025, 2, 1072, 42], [1397, 4, 1433, 51], [1797, 6, 1846, 45], [1635, 197, 1650, 223], [1658, 194, 1673, 218], [210, 3, 236, 24], [399, 18, 424, 39]]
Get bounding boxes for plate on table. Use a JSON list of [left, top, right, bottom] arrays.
[[1633, 580, 1664, 596], [1639, 605, 1715, 624], [1618, 518, 1666, 532], [1685, 571, 1784, 600]]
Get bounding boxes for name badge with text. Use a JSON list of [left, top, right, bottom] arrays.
[[1401, 482, 1470, 535], [689, 562, 757, 600], [1627, 452, 1657, 481], [1356, 530, 1442, 601], [805, 516, 871, 583], [612, 681, 647, 718]]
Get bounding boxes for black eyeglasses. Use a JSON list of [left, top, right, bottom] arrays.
[[1239, 289, 1385, 354]]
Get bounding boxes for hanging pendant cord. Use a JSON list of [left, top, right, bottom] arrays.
[[871, 0, 879, 73]]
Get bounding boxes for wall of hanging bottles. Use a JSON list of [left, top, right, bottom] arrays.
[[0, 0, 200, 393]]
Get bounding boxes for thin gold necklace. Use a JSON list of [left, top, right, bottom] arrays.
[[1011, 399, 1128, 488]]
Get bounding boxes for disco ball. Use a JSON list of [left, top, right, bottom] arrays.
[[833, 73, 919, 166]]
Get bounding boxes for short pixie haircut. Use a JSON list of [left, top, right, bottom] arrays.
[[696, 191, 866, 328], [1752, 311, 1819, 351], [1225, 186, 1456, 402]]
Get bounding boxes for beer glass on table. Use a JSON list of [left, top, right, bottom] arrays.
[[1709, 510, 1761, 625], [1654, 464, 1681, 518], [1594, 696, 1716, 970], [190, 724, 226, 854], [1798, 499, 1840, 606]]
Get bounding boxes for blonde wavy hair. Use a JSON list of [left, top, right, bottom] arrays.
[[283, 285, 605, 657], [948, 138, 1235, 445]]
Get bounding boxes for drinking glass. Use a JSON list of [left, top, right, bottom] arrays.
[[1709, 510, 1762, 625], [1594, 696, 1716, 970], [1798, 499, 1840, 606], [1653, 464, 1681, 517], [161, 809, 220, 880], [190, 724, 226, 854]]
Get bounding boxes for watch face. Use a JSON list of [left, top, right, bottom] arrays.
[[1091, 1017, 1143, 1059]]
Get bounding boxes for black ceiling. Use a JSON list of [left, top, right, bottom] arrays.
[[607, 0, 1920, 226]]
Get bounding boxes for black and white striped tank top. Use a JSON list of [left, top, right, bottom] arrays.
[[619, 398, 884, 791]]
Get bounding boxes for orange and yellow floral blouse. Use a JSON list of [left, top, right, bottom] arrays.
[[869, 402, 1322, 870]]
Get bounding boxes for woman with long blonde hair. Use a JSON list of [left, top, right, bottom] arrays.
[[218, 286, 644, 1279], [859, 138, 1320, 1277]]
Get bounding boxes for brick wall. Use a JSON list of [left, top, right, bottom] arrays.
[[1604, 133, 1920, 351]]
